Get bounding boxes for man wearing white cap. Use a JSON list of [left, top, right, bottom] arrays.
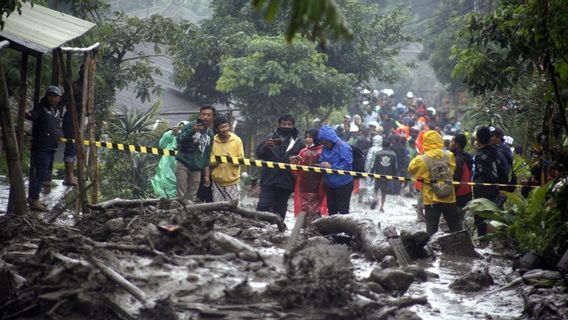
[[363, 101, 378, 126]]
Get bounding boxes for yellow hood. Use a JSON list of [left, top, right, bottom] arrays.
[[423, 130, 443, 152]]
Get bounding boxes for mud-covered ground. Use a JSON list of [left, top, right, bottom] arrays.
[[1, 177, 566, 319]]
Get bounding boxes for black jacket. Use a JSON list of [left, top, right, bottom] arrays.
[[28, 98, 61, 151], [472, 145, 505, 201], [256, 128, 305, 191], [372, 149, 398, 176]]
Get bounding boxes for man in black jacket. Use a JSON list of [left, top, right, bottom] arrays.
[[256, 115, 305, 219], [472, 126, 505, 247], [25, 86, 62, 211], [371, 139, 397, 213]]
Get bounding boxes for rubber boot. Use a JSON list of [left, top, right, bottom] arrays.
[[63, 161, 78, 186]]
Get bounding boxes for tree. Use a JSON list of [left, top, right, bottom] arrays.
[[451, 0, 568, 137], [0, 0, 28, 30], [216, 35, 356, 129], [172, 0, 410, 104]]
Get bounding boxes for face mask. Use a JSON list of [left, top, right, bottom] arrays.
[[277, 127, 293, 136]]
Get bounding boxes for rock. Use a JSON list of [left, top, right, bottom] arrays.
[[449, 268, 494, 292], [557, 248, 568, 273], [401, 265, 427, 282], [522, 269, 564, 287], [104, 218, 125, 233], [380, 256, 399, 268], [365, 281, 385, 294], [400, 230, 431, 259], [436, 230, 479, 258], [367, 268, 415, 295], [517, 252, 548, 272], [269, 233, 288, 244], [394, 309, 422, 320], [141, 223, 159, 238]]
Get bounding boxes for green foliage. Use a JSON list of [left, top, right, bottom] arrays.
[[99, 103, 162, 200], [465, 180, 568, 266], [216, 36, 356, 130], [0, 0, 29, 30], [251, 0, 352, 44], [451, 0, 568, 137]]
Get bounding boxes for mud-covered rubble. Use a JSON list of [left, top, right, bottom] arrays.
[[0, 200, 431, 320]]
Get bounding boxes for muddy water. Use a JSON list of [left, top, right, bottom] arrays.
[[0, 175, 72, 214], [251, 191, 523, 320]]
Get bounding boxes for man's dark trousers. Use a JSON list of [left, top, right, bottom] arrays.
[[424, 202, 462, 235], [28, 150, 55, 200], [256, 186, 292, 219], [325, 181, 354, 215]]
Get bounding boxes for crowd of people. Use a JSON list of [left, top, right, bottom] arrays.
[[25, 85, 519, 246]]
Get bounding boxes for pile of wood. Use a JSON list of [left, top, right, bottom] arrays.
[[0, 199, 428, 319]]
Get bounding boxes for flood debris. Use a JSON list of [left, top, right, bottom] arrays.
[[0, 199, 431, 319]]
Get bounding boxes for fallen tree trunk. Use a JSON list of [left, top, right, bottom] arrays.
[[310, 214, 393, 261]]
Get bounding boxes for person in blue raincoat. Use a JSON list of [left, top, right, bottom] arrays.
[[318, 125, 354, 215], [151, 121, 189, 198]]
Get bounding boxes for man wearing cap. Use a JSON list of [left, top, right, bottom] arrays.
[[25, 86, 63, 210], [210, 116, 244, 202]]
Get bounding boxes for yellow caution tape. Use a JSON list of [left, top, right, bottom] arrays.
[[61, 138, 535, 188]]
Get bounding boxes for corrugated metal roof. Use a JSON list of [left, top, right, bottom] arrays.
[[0, 2, 95, 54]]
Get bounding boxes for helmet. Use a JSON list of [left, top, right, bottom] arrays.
[[406, 91, 414, 98]]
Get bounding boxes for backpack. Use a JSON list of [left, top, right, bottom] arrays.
[[350, 144, 366, 173], [423, 151, 454, 198]]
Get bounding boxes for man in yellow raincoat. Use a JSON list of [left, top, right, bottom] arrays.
[[408, 130, 463, 235]]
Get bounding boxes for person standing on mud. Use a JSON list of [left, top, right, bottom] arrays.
[[210, 116, 244, 202], [408, 130, 462, 235], [318, 125, 354, 215], [450, 133, 473, 227], [256, 115, 305, 219], [371, 139, 398, 213], [472, 126, 506, 248], [175, 106, 215, 202], [291, 129, 328, 221], [25, 86, 63, 211]]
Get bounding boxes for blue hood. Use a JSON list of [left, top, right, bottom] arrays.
[[318, 125, 340, 144]]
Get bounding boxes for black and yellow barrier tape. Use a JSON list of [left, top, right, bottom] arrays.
[[61, 138, 534, 188]]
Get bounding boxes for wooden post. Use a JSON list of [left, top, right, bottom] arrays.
[[33, 55, 42, 107], [86, 52, 98, 203], [17, 53, 28, 160], [0, 41, 28, 215], [57, 50, 87, 213]]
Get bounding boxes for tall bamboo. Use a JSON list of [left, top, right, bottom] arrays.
[[86, 52, 98, 203]]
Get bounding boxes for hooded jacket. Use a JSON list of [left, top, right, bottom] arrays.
[[365, 134, 383, 172], [318, 126, 353, 188], [256, 127, 305, 191], [408, 130, 456, 205]]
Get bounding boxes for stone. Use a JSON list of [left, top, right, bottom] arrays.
[[518, 252, 547, 272], [104, 217, 125, 233], [401, 265, 428, 282], [368, 268, 415, 295], [449, 268, 494, 292], [400, 230, 431, 259], [557, 248, 568, 273], [380, 255, 399, 268], [437, 230, 479, 258]]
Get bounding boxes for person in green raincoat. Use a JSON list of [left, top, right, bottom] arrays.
[[151, 121, 189, 198]]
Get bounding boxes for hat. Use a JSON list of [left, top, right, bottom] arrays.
[[406, 91, 414, 98], [344, 115, 352, 120], [489, 126, 504, 138], [46, 85, 62, 96], [214, 116, 229, 129]]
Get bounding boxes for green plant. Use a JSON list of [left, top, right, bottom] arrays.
[[465, 179, 568, 266]]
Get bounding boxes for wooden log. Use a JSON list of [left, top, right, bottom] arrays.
[[310, 214, 393, 261], [86, 52, 98, 204], [208, 231, 255, 253], [88, 198, 175, 211], [0, 47, 28, 215], [90, 258, 153, 309]]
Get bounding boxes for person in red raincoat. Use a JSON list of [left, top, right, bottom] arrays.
[[291, 129, 328, 218]]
